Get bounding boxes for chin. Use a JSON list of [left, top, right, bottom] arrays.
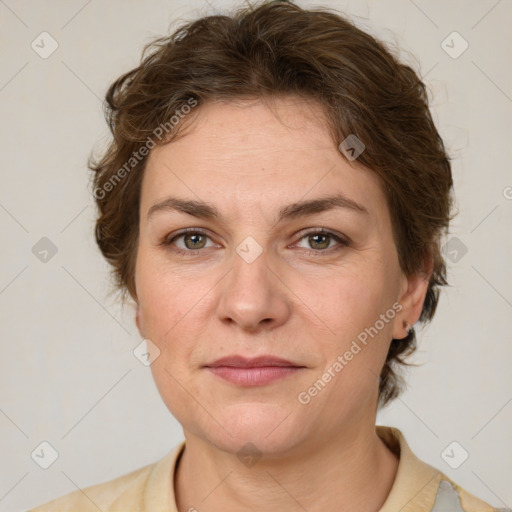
[[193, 402, 305, 456]]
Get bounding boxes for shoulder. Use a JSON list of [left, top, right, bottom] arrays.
[[440, 477, 510, 512], [27, 463, 154, 512], [27, 443, 184, 512], [376, 426, 510, 512]]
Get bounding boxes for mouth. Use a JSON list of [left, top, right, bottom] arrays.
[[204, 355, 306, 387]]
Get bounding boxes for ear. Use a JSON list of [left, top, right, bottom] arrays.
[[392, 253, 434, 340], [135, 304, 146, 338]]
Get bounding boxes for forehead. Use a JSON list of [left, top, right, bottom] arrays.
[[156, 97, 337, 163], [141, 98, 387, 219]]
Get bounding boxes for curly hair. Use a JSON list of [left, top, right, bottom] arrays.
[[89, 0, 454, 407]]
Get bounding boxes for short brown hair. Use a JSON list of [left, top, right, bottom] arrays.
[[89, 0, 454, 407]]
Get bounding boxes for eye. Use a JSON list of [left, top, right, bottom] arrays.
[[161, 228, 349, 256], [162, 229, 216, 255], [294, 229, 348, 253]]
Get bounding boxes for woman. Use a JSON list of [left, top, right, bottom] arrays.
[[29, 1, 509, 511]]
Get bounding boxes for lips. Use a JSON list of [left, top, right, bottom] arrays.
[[205, 355, 302, 369], [204, 355, 305, 386]]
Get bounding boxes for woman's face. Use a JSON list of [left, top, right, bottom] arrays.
[[135, 97, 427, 455]]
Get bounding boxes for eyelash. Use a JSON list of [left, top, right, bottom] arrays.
[[161, 228, 349, 256]]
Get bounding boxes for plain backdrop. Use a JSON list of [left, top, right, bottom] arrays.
[[1, 1, 511, 510]]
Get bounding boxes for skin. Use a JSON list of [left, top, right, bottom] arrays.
[[134, 97, 431, 512]]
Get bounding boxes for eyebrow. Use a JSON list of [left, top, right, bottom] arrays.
[[147, 193, 369, 223]]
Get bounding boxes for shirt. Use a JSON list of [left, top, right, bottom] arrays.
[[28, 425, 509, 512]]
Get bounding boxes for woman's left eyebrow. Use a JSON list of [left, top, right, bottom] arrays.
[[276, 194, 369, 222], [147, 193, 369, 223]]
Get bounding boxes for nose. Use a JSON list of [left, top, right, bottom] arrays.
[[216, 244, 291, 332]]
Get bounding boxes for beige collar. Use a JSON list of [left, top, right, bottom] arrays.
[[109, 426, 495, 512]]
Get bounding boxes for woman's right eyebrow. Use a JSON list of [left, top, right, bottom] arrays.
[[147, 197, 218, 220]]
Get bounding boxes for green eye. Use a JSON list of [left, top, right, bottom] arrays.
[[162, 228, 348, 256], [295, 230, 348, 252], [163, 229, 214, 255]]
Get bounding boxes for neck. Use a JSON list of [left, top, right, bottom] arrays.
[[174, 424, 399, 512]]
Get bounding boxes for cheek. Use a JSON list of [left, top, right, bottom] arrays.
[[313, 264, 399, 379], [325, 267, 394, 329], [136, 252, 201, 335], [135, 252, 221, 380]]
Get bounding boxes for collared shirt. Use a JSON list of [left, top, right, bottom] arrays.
[[28, 426, 509, 511]]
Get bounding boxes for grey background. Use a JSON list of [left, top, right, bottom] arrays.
[[0, 0, 511, 510]]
